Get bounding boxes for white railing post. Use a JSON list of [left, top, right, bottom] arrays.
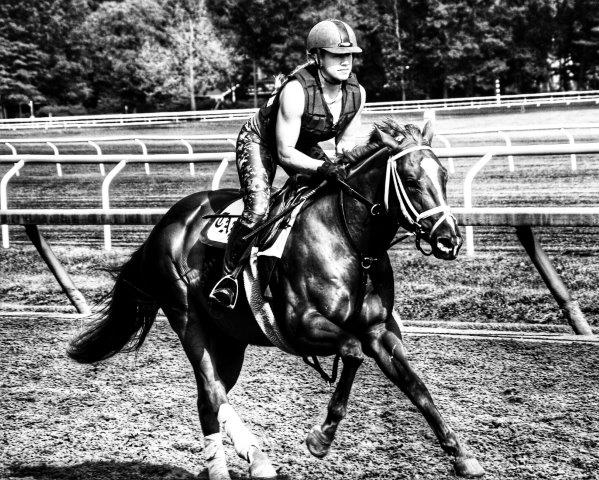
[[560, 128, 577, 171], [47, 142, 61, 176], [436, 135, 454, 173], [423, 108, 436, 127], [497, 131, 514, 172], [88, 140, 105, 176], [102, 159, 127, 251], [1, 159, 25, 248], [463, 153, 494, 256], [134, 139, 150, 174], [180, 139, 195, 175], [5, 143, 18, 177], [212, 153, 235, 190]]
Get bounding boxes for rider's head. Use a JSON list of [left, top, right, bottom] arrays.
[[307, 19, 362, 84]]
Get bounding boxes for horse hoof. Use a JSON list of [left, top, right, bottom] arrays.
[[454, 456, 485, 478], [305, 426, 332, 459], [249, 449, 277, 479]]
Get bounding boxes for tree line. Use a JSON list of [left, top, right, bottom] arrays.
[[1, 0, 597, 117]]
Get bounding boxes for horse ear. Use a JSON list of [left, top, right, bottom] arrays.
[[421, 121, 434, 145], [375, 126, 402, 149]]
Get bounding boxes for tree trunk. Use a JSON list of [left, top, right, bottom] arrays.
[[393, 0, 406, 101], [253, 59, 258, 108], [189, 19, 196, 111]]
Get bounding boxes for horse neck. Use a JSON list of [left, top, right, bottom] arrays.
[[341, 156, 400, 256]]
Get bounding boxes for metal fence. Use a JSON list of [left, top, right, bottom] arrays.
[[1, 90, 598, 131], [2, 141, 599, 251]]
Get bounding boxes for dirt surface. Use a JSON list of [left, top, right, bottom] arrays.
[[2, 106, 599, 480], [1, 315, 598, 480]]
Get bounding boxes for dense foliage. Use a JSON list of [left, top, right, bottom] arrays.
[[0, 0, 597, 116]]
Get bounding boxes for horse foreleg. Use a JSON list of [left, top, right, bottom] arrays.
[[365, 324, 485, 478], [306, 337, 364, 458]]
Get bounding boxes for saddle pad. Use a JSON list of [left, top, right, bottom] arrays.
[[243, 246, 297, 355], [257, 199, 306, 258], [202, 198, 244, 247]]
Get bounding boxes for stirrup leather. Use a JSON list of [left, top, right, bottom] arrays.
[[209, 274, 239, 309]]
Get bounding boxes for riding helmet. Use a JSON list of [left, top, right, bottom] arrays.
[[306, 19, 362, 54]]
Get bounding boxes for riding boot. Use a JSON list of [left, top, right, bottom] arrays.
[[209, 221, 254, 309]]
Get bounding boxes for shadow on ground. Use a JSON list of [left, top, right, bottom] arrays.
[[7, 461, 197, 480], [6, 461, 292, 480]]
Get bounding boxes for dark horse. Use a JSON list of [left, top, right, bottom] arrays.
[[68, 121, 484, 479]]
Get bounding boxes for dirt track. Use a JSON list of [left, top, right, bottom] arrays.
[[1, 315, 598, 480], [2, 106, 599, 479]]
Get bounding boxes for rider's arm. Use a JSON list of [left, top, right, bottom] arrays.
[[335, 85, 366, 155], [276, 80, 326, 174]]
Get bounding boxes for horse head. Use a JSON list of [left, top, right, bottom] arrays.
[[369, 120, 462, 260]]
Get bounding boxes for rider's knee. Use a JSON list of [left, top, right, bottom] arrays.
[[241, 191, 270, 227], [241, 207, 269, 228]]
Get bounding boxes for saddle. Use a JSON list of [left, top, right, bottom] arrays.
[[200, 178, 310, 252], [200, 178, 311, 295]]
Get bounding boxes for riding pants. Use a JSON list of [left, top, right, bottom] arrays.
[[235, 123, 277, 228]]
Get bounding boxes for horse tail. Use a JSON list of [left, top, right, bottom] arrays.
[[67, 245, 158, 364]]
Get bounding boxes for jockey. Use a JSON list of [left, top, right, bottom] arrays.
[[210, 19, 366, 309]]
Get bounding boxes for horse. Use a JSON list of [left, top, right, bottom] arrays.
[[67, 120, 484, 479]]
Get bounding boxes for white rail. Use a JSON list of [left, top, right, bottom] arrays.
[[1, 159, 25, 248], [102, 160, 128, 250], [2, 143, 599, 251], [3, 206, 599, 227], [0, 153, 230, 163], [0, 152, 232, 248], [212, 154, 235, 191], [455, 143, 599, 255], [1, 90, 597, 130]]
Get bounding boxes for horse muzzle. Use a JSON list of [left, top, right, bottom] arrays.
[[431, 230, 462, 260]]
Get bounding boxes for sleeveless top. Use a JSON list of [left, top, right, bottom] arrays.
[[246, 63, 362, 163]]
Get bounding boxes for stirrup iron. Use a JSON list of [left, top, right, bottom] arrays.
[[209, 274, 239, 310]]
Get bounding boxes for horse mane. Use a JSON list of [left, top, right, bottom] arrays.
[[342, 118, 426, 164]]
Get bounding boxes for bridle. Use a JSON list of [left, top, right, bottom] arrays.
[[383, 144, 456, 254], [340, 142, 456, 256]]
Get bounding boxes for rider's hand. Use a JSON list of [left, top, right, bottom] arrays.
[[316, 160, 348, 183]]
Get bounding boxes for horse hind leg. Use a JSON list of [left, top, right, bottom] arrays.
[[365, 323, 485, 478], [306, 337, 364, 458], [210, 333, 277, 479], [165, 304, 276, 480]]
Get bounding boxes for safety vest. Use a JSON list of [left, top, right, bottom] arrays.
[[248, 64, 362, 161]]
